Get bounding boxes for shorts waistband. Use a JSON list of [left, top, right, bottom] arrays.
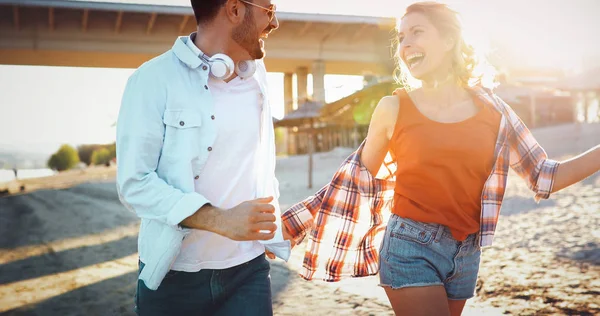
[[392, 214, 479, 246]]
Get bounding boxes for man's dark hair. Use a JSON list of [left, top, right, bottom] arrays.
[[190, 0, 228, 25]]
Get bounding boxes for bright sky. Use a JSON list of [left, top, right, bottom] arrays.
[[1, 0, 599, 155]]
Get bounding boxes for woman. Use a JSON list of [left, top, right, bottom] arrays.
[[281, 2, 600, 316]]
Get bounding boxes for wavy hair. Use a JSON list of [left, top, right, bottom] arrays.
[[393, 2, 497, 90]]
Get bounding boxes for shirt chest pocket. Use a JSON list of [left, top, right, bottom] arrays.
[[162, 109, 203, 162]]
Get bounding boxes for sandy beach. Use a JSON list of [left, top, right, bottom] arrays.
[[0, 122, 598, 315]]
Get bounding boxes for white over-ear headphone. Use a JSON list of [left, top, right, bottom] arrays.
[[189, 33, 257, 80], [200, 53, 257, 80], [235, 59, 257, 79], [200, 53, 234, 80]]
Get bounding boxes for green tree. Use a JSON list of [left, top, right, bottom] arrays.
[[91, 148, 111, 166], [47, 144, 80, 171], [77, 144, 103, 166], [107, 143, 116, 161]]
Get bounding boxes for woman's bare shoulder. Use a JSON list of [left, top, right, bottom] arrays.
[[372, 95, 400, 128], [376, 95, 400, 115]]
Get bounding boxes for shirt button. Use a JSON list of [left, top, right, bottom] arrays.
[[483, 195, 488, 199], [179, 121, 185, 126], [204, 85, 209, 90], [202, 65, 208, 71], [194, 175, 199, 180], [207, 146, 212, 151], [211, 115, 215, 120]]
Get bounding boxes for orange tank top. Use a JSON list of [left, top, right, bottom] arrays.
[[390, 89, 501, 241]]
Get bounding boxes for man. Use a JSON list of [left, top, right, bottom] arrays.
[[116, 1, 289, 315]]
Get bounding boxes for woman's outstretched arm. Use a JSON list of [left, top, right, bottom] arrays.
[[500, 93, 599, 199], [552, 145, 600, 193]]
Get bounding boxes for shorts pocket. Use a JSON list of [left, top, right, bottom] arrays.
[[380, 217, 399, 258], [390, 219, 435, 245]]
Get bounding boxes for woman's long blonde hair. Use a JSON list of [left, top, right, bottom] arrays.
[[393, 2, 497, 90]]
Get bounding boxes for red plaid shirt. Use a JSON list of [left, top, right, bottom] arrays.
[[281, 87, 560, 282]]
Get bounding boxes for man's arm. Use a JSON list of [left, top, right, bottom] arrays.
[[181, 197, 277, 241], [116, 70, 208, 227], [116, 70, 276, 240]]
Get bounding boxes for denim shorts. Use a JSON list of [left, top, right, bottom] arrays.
[[379, 214, 481, 300]]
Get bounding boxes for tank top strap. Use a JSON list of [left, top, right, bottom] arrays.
[[391, 88, 422, 137]]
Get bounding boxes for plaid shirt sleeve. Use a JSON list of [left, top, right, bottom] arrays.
[[281, 185, 328, 245], [281, 142, 396, 281], [496, 95, 561, 201]]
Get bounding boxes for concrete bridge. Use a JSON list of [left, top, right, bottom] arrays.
[[0, 0, 396, 111]]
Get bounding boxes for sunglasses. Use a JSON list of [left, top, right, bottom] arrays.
[[239, 0, 277, 22]]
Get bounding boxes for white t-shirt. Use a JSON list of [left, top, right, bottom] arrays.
[[171, 39, 265, 271]]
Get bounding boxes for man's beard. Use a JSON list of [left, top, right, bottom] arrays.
[[232, 9, 264, 60]]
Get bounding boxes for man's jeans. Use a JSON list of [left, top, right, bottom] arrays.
[[135, 254, 272, 316]]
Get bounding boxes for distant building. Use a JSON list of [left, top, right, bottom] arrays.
[[495, 83, 575, 128]]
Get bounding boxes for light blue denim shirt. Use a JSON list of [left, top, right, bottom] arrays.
[[116, 35, 290, 291]]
